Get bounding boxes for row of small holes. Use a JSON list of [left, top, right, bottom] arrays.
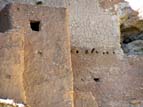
[[72, 49, 115, 55]]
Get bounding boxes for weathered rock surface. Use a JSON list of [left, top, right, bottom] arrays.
[[123, 40, 143, 55]]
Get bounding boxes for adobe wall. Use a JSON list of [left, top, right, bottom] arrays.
[[0, 3, 73, 107]]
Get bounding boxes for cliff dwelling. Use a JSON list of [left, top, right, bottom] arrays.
[[0, 0, 143, 107]]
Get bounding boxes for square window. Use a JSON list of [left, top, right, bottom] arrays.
[[30, 21, 41, 31]]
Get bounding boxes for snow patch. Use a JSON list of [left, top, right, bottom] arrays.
[[0, 98, 25, 107]]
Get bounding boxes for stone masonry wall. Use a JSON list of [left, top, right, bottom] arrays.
[[0, 1, 143, 107], [0, 3, 72, 107], [71, 47, 143, 107], [0, 0, 121, 50]]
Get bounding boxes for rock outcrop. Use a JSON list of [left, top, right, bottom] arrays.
[[101, 0, 143, 55]]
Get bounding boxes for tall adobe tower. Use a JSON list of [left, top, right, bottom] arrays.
[[0, 3, 73, 107]]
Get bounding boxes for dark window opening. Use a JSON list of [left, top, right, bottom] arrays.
[[30, 21, 41, 31], [36, 1, 43, 5], [106, 51, 109, 54], [103, 52, 105, 55], [91, 48, 95, 53], [76, 50, 79, 54], [94, 78, 100, 82]]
